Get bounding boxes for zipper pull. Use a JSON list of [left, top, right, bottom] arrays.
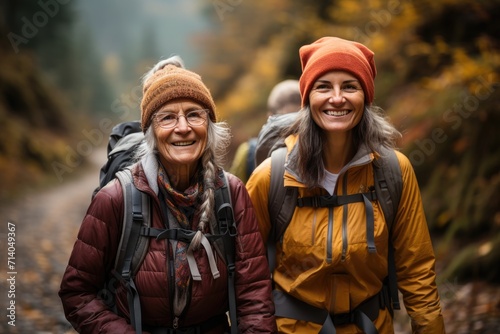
[[173, 316, 179, 329]]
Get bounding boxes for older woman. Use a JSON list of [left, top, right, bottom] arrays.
[[247, 37, 445, 333], [59, 56, 276, 333]]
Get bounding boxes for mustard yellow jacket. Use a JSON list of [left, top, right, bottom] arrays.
[[246, 136, 445, 334]]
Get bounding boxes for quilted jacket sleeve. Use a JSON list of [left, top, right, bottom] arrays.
[[227, 173, 277, 333], [59, 180, 138, 334], [392, 152, 445, 334]]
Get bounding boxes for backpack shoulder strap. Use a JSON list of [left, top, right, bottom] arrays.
[[269, 147, 299, 238], [373, 147, 403, 311], [214, 170, 238, 334], [267, 147, 298, 273], [114, 168, 151, 277], [114, 168, 151, 333], [373, 147, 402, 231]]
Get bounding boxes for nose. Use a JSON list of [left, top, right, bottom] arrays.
[[328, 88, 345, 104], [174, 115, 191, 132]]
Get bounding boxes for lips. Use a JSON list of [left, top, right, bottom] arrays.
[[172, 141, 195, 146], [324, 110, 351, 116]]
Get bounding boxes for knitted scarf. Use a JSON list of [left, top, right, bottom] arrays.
[[158, 164, 203, 317]]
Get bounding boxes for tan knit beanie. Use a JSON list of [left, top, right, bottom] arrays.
[[140, 64, 216, 132]]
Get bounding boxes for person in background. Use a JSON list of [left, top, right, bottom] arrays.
[[59, 56, 276, 333], [230, 79, 301, 183], [247, 37, 445, 333]]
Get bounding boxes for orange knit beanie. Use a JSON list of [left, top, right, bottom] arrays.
[[140, 64, 216, 132], [299, 37, 377, 106]]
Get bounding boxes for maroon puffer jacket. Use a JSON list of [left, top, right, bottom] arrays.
[[59, 163, 276, 333]]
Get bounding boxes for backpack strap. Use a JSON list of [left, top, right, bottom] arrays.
[[114, 168, 151, 334], [214, 170, 238, 334], [373, 148, 402, 231], [372, 147, 403, 311], [267, 147, 298, 273]]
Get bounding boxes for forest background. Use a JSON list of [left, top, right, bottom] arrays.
[[0, 0, 499, 332]]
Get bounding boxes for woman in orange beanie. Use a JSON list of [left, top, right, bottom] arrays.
[[247, 37, 445, 333], [60, 56, 276, 333]]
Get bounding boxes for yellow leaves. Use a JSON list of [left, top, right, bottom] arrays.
[[216, 36, 291, 123], [333, 0, 363, 20], [368, 34, 387, 53], [23, 270, 42, 285], [453, 48, 479, 78], [495, 212, 500, 227], [435, 36, 450, 54], [478, 242, 492, 257], [437, 211, 453, 228], [41, 238, 55, 252], [36, 248, 52, 272], [21, 307, 46, 324], [417, 34, 499, 100], [405, 40, 434, 57]]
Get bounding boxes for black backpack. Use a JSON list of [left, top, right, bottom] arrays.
[[93, 121, 144, 198], [95, 121, 239, 334]]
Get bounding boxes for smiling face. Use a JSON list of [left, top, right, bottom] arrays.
[[309, 71, 365, 138], [152, 98, 208, 177]]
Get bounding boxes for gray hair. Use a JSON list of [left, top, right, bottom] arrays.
[[286, 105, 401, 187], [267, 79, 301, 114], [136, 55, 231, 249], [141, 55, 185, 84]]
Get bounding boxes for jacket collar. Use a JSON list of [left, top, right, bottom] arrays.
[[140, 152, 159, 195], [284, 135, 374, 186]]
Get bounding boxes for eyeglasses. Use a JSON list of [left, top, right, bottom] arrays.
[[154, 109, 209, 129]]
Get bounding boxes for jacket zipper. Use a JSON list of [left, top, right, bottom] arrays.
[[159, 191, 178, 330], [326, 207, 334, 263], [168, 242, 177, 328]]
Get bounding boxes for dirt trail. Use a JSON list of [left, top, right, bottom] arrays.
[[0, 147, 499, 333], [0, 148, 106, 333]]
